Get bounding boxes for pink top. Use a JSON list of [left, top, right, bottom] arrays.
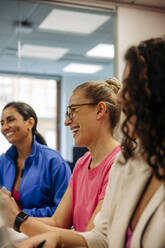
[[69, 146, 120, 231], [12, 188, 22, 209], [125, 226, 133, 248]]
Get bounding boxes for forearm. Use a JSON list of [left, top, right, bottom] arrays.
[[33, 217, 56, 227], [20, 220, 88, 247], [59, 229, 88, 248], [50, 228, 88, 248], [17, 229, 88, 248], [20, 217, 59, 237]]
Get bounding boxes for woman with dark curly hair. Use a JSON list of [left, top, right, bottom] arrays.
[[8, 37, 165, 248]]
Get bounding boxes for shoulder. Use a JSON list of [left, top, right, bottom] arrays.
[[0, 153, 6, 161], [36, 148, 71, 177], [37, 143, 64, 160], [73, 151, 91, 172], [108, 151, 151, 189], [111, 150, 147, 170], [100, 147, 121, 173], [35, 144, 70, 170], [0, 146, 14, 162], [0, 154, 7, 171], [0, 149, 15, 174]]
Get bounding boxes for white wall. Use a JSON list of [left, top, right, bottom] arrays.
[[116, 7, 165, 80], [60, 6, 165, 162]]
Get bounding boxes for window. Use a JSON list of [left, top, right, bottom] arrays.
[[0, 75, 58, 153]]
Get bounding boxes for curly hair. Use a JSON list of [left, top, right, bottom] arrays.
[[121, 38, 165, 181]]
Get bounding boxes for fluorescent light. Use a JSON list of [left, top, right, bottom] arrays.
[[19, 45, 69, 60], [63, 63, 103, 74], [39, 9, 110, 34], [86, 44, 114, 58]]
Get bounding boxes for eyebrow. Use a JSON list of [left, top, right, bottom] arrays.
[[68, 103, 95, 108], [67, 104, 81, 109], [68, 104, 79, 108], [1, 115, 15, 121]]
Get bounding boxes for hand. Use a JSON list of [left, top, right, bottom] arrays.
[[0, 186, 11, 197], [17, 232, 60, 248], [0, 187, 20, 227]]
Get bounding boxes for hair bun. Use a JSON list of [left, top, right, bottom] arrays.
[[105, 78, 121, 94]]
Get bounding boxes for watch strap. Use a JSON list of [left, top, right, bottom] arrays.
[[13, 211, 29, 232]]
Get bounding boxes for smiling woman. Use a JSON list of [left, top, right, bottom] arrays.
[[63, 78, 121, 231], [0, 101, 71, 219], [0, 78, 121, 239], [1, 106, 37, 147]]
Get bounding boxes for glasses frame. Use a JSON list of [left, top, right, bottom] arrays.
[[65, 103, 97, 120]]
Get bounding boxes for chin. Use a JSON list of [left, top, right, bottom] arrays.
[[74, 135, 87, 147], [75, 141, 81, 147], [74, 139, 84, 147], [7, 138, 17, 145], [6, 138, 13, 144]]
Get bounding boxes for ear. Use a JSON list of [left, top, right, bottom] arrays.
[[96, 102, 107, 120], [27, 117, 35, 130]]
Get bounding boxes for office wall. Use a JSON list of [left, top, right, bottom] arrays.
[[60, 6, 165, 162], [116, 7, 165, 80]]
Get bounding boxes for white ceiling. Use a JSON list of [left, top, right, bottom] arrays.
[[0, 0, 164, 78], [0, 0, 116, 77]]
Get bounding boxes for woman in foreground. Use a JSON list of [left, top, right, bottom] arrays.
[[17, 37, 165, 248]]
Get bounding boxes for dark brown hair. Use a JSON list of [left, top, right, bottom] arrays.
[[3, 101, 47, 145], [121, 38, 165, 181]]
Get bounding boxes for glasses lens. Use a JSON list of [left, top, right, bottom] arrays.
[[66, 106, 72, 120], [66, 103, 97, 120]]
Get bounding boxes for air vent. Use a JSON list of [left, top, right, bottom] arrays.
[[14, 20, 33, 34]]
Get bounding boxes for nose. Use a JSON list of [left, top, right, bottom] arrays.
[[64, 115, 72, 126]]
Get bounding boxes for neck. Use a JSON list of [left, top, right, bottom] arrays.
[[16, 136, 33, 160], [89, 135, 120, 169]]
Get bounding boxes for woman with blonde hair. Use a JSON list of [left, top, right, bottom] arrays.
[[1, 78, 121, 238]]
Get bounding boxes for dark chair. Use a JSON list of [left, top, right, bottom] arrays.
[[67, 146, 88, 172]]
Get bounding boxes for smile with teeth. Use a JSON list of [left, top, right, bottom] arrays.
[[6, 132, 15, 137], [71, 127, 79, 136]]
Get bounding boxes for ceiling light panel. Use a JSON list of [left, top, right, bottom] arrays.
[[86, 44, 114, 58], [39, 9, 110, 34], [63, 63, 103, 74], [19, 45, 69, 60]]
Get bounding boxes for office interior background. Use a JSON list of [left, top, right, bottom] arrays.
[[0, 0, 165, 165]]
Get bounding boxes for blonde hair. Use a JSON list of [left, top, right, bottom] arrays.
[[74, 78, 121, 131]]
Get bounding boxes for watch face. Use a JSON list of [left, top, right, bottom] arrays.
[[18, 212, 28, 219]]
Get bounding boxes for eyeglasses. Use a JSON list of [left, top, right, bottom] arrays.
[[65, 103, 97, 121]]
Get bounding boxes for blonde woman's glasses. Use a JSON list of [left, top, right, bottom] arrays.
[[65, 103, 97, 121]]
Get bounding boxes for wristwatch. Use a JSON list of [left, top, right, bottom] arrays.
[[13, 211, 29, 232]]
